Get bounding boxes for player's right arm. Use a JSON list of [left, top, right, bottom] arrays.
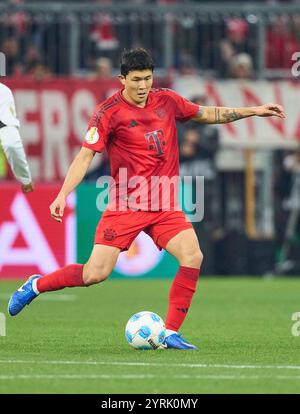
[[50, 147, 95, 222], [51, 99, 114, 222]]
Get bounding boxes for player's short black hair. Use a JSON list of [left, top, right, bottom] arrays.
[[120, 48, 154, 77]]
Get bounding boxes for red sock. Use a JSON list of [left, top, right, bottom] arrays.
[[36, 264, 85, 293], [165, 265, 200, 332]]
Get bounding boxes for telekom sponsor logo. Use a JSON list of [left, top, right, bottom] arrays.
[[0, 186, 75, 279]]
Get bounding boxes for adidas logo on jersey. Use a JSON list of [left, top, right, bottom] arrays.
[[128, 120, 139, 128]]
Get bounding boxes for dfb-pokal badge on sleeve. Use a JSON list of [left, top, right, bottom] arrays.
[[85, 127, 99, 144]]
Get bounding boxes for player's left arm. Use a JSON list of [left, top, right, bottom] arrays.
[[192, 104, 285, 124]]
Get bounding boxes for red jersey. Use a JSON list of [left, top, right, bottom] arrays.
[[83, 88, 199, 211]]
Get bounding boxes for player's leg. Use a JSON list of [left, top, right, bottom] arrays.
[[8, 209, 142, 316], [37, 244, 121, 291], [83, 244, 121, 285], [8, 245, 120, 316], [164, 228, 203, 330], [146, 211, 203, 349]]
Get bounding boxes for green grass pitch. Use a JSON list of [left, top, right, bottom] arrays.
[[0, 277, 300, 394]]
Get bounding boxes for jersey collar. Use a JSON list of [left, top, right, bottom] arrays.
[[119, 88, 152, 109]]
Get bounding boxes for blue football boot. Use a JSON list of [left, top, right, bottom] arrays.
[[8, 275, 41, 316], [163, 333, 198, 350]]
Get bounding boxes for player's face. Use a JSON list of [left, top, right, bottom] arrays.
[[120, 69, 153, 107]]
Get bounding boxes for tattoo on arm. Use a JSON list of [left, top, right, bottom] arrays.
[[221, 109, 243, 123], [200, 106, 247, 124], [215, 108, 221, 123], [197, 106, 205, 118]]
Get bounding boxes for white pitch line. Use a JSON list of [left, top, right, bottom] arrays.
[[0, 374, 300, 381], [1, 359, 300, 371]]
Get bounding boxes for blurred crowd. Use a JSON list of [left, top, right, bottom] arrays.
[[0, 0, 296, 3], [1, 0, 300, 79]]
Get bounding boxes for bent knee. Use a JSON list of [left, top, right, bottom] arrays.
[[82, 265, 111, 286], [181, 250, 204, 269]]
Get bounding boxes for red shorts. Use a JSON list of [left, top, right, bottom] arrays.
[[94, 209, 193, 251]]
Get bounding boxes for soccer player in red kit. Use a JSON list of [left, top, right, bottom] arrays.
[[8, 48, 285, 349]]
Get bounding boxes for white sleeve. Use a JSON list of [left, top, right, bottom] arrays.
[[0, 84, 20, 128], [0, 126, 32, 185]]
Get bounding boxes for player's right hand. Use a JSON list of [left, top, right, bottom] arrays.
[[49, 196, 66, 223], [21, 182, 34, 193]]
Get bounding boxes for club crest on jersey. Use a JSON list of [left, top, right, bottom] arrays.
[[85, 127, 99, 144], [155, 107, 166, 119]]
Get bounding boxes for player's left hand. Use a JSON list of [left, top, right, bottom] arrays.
[[255, 104, 285, 118], [21, 182, 34, 193]]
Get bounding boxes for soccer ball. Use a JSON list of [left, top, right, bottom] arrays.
[[125, 311, 166, 350]]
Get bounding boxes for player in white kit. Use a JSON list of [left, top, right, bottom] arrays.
[[0, 82, 33, 192]]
